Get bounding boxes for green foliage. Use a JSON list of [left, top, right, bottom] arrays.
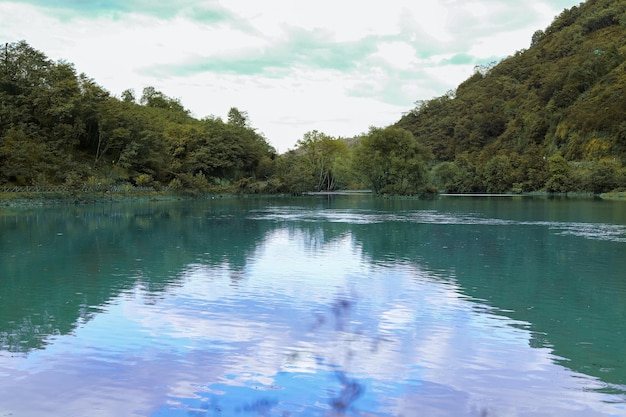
[[296, 130, 351, 191], [266, 132, 360, 194], [531, 30, 545, 47], [273, 151, 316, 194], [353, 127, 432, 195], [585, 158, 622, 193], [581, 6, 621, 34], [140, 86, 188, 116], [431, 162, 462, 193], [134, 173, 153, 187], [452, 153, 482, 192], [0, 127, 70, 185], [481, 155, 514, 193], [63, 171, 84, 196], [5, 0, 626, 199], [545, 153, 572, 193], [394, 0, 626, 194], [516, 144, 549, 191], [168, 178, 184, 191], [0, 41, 276, 193], [227, 107, 249, 128]]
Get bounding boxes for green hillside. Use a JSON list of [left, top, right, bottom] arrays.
[[396, 0, 626, 193], [0, 41, 276, 193]]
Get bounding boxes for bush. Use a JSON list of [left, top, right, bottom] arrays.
[[135, 173, 153, 187], [586, 158, 621, 193], [168, 178, 183, 191]]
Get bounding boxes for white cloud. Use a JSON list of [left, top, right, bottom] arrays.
[[372, 41, 419, 70]]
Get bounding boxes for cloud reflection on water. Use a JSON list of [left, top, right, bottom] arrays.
[[0, 225, 624, 416]]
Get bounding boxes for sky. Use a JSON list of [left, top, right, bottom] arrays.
[[0, 0, 581, 152]]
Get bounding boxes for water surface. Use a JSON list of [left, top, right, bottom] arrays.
[[1, 195, 625, 416]]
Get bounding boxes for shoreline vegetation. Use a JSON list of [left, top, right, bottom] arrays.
[[0, 189, 265, 208], [2, 189, 625, 210]]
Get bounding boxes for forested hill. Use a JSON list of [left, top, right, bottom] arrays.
[[0, 41, 276, 192], [395, 0, 626, 193]]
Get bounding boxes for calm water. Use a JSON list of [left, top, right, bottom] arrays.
[[1, 195, 625, 417]]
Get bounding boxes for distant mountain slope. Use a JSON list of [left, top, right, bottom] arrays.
[[396, 0, 626, 168]]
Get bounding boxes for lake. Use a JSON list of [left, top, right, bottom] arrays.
[[1, 195, 625, 417]]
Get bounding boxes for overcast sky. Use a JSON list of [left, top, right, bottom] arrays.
[[0, 0, 580, 152]]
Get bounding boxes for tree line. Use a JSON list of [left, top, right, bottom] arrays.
[[0, 41, 279, 193], [0, 41, 435, 196]]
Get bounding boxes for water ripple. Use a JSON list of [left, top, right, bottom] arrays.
[[250, 208, 626, 242]]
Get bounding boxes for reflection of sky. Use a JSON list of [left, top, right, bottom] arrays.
[[0, 227, 625, 416]]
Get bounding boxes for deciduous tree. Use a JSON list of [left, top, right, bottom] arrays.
[[354, 127, 432, 195]]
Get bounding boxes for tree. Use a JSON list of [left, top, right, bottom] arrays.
[[296, 131, 350, 191], [140, 86, 187, 115], [0, 41, 51, 91], [227, 107, 249, 128], [545, 153, 572, 193], [30, 61, 82, 148], [0, 127, 52, 184], [93, 101, 131, 167], [1, 41, 53, 134], [431, 161, 462, 192], [0, 41, 285, 190], [353, 127, 432, 195], [516, 144, 548, 191], [531, 30, 545, 47], [585, 158, 621, 193], [76, 74, 112, 165], [121, 89, 135, 103], [482, 154, 514, 192], [274, 151, 316, 194], [446, 153, 482, 192]]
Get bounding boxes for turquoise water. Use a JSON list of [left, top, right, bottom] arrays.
[[1, 195, 625, 416]]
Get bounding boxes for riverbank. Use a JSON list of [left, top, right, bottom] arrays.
[[0, 190, 196, 208], [2, 189, 625, 208], [0, 189, 299, 208], [600, 191, 626, 200]]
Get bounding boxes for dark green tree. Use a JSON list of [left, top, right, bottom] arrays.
[[140, 86, 188, 116], [273, 150, 316, 194], [545, 153, 572, 193], [585, 158, 622, 193], [121, 89, 136, 103], [353, 127, 432, 195], [482, 154, 514, 193], [431, 161, 462, 193], [227, 107, 249, 128]]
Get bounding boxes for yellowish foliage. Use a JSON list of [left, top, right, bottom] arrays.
[[583, 138, 611, 160]]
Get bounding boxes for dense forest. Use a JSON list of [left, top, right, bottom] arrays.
[[396, 0, 626, 194], [1, 0, 626, 195], [0, 40, 279, 193]]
